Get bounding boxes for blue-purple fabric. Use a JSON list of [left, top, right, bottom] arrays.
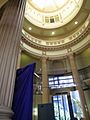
[[12, 63, 36, 120]]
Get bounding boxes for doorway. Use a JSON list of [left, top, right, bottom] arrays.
[[52, 91, 83, 120]]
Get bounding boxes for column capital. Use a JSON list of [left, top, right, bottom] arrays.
[[67, 48, 75, 56], [42, 51, 48, 59], [68, 52, 74, 56], [41, 55, 48, 61]]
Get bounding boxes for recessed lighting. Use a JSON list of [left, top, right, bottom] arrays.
[[75, 21, 78, 25], [52, 32, 55, 35], [29, 27, 32, 30]]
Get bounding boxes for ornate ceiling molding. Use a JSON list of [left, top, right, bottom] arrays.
[[21, 0, 90, 58], [22, 14, 90, 51], [21, 32, 90, 58], [25, 0, 83, 28]]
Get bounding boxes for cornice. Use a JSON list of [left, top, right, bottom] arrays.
[[21, 7, 90, 58], [20, 33, 90, 58], [22, 14, 90, 51]]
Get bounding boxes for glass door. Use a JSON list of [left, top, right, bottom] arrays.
[[53, 94, 70, 120], [70, 90, 83, 119], [52, 91, 83, 120]]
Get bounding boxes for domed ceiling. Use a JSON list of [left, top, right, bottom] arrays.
[[23, 0, 90, 38], [25, 0, 83, 28], [22, 0, 90, 58]]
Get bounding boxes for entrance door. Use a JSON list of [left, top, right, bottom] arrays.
[[52, 93, 74, 120], [52, 91, 83, 120]]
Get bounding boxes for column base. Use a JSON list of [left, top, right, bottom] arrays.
[[0, 106, 13, 120]]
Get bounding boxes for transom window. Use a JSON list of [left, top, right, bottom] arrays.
[[48, 75, 75, 89]]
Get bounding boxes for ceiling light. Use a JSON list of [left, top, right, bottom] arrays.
[[52, 32, 55, 35], [75, 21, 78, 25], [29, 27, 32, 30]]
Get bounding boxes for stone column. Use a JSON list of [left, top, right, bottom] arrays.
[[0, 0, 26, 119], [68, 52, 90, 120], [41, 56, 50, 103], [17, 48, 22, 69]]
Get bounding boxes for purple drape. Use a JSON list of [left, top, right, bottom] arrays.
[[12, 63, 36, 120]]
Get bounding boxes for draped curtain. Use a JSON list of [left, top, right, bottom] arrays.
[[12, 63, 36, 120]]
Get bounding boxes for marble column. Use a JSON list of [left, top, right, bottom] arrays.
[[41, 56, 50, 103], [0, 0, 26, 119], [68, 52, 90, 120]]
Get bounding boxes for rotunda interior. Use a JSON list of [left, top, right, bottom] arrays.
[[0, 0, 90, 120]]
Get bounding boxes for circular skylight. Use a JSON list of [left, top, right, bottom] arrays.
[[25, 0, 83, 29], [30, 0, 69, 12]]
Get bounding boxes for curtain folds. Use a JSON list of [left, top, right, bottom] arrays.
[[12, 63, 36, 120]]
